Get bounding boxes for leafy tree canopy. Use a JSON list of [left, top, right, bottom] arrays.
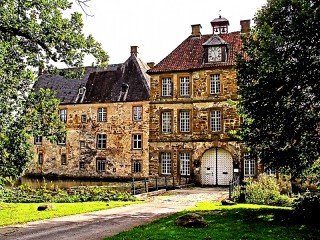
[[0, 0, 108, 180], [236, 0, 319, 178]]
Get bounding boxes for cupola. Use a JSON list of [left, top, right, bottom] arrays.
[[211, 15, 229, 34]]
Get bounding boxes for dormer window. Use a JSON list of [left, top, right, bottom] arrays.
[[203, 35, 228, 63]]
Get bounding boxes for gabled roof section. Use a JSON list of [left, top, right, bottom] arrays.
[[34, 55, 150, 104], [202, 35, 226, 46], [148, 32, 241, 74]]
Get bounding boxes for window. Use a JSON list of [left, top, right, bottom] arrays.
[[265, 168, 276, 176], [59, 109, 67, 123], [97, 108, 107, 122], [210, 110, 221, 132], [132, 134, 142, 149], [61, 154, 67, 165], [161, 152, 171, 175], [34, 136, 42, 145], [161, 111, 172, 133], [210, 74, 220, 94], [132, 160, 142, 173], [96, 134, 106, 149], [79, 161, 85, 170], [96, 159, 106, 172], [81, 114, 87, 123], [133, 106, 143, 121], [80, 141, 86, 149], [180, 153, 190, 176], [38, 153, 43, 164], [244, 153, 255, 177], [179, 111, 190, 132], [180, 76, 190, 96], [162, 77, 172, 96], [58, 136, 66, 145]]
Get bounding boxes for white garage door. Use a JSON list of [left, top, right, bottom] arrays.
[[201, 148, 233, 185]]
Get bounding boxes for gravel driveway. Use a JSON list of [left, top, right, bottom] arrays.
[[0, 187, 228, 240]]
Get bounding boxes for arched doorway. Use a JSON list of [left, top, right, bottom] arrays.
[[201, 148, 233, 185]]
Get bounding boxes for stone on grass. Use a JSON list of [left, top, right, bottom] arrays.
[[37, 204, 56, 211], [175, 213, 207, 228], [221, 199, 236, 205]]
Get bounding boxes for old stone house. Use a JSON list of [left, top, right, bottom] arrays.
[[27, 47, 151, 180], [147, 17, 256, 185]]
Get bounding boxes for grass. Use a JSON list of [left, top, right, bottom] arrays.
[[0, 201, 137, 226], [105, 202, 320, 240]]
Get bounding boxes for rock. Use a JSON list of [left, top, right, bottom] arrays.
[[37, 204, 56, 211], [221, 199, 236, 205], [175, 213, 207, 228]]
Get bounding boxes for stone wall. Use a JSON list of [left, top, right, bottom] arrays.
[[27, 101, 150, 179]]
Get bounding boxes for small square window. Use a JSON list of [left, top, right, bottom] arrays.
[[81, 114, 87, 123], [132, 134, 142, 149], [80, 141, 86, 149], [61, 154, 67, 165], [58, 136, 66, 145], [96, 159, 106, 172], [96, 134, 106, 149], [133, 106, 143, 121], [34, 136, 42, 145], [132, 160, 142, 173], [59, 109, 67, 123], [97, 108, 107, 122], [79, 161, 85, 170]]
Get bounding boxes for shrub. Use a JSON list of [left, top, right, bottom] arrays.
[[293, 193, 320, 223], [232, 174, 293, 207]]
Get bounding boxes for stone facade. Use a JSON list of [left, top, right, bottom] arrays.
[[28, 101, 150, 180]]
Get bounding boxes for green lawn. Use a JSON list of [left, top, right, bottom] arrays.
[[105, 202, 320, 240], [0, 201, 137, 226]]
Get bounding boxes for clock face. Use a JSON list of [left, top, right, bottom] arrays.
[[208, 47, 222, 62]]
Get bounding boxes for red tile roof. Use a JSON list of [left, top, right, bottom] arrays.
[[148, 32, 242, 74]]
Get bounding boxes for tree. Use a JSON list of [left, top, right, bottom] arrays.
[[0, 0, 108, 180], [236, 0, 319, 177]]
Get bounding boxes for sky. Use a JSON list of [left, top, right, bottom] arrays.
[[72, 0, 268, 65]]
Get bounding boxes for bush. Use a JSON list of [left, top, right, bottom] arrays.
[[0, 184, 137, 203], [232, 174, 293, 207], [293, 193, 320, 223]]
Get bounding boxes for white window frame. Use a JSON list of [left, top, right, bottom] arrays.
[[97, 108, 107, 122], [180, 153, 190, 176], [81, 114, 87, 123], [96, 159, 106, 172], [132, 160, 142, 173], [133, 106, 143, 121], [161, 152, 172, 175], [244, 153, 255, 177], [161, 111, 172, 133], [34, 136, 42, 145], [180, 111, 190, 132], [162, 77, 172, 97], [96, 134, 107, 149], [180, 76, 190, 96], [265, 168, 276, 176], [59, 109, 67, 123], [210, 110, 221, 132], [210, 74, 220, 94], [132, 134, 142, 150]]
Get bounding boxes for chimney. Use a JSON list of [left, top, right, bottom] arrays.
[[191, 24, 202, 37], [131, 46, 138, 56], [147, 62, 155, 68], [240, 20, 250, 33]]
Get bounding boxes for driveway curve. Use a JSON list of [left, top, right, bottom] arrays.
[[0, 187, 228, 240]]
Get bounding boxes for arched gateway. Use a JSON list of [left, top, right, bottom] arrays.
[[201, 148, 233, 185]]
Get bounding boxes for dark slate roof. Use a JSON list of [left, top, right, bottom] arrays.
[[147, 32, 241, 74], [34, 55, 150, 104]]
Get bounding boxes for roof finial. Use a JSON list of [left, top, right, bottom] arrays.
[[219, 9, 221, 18]]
